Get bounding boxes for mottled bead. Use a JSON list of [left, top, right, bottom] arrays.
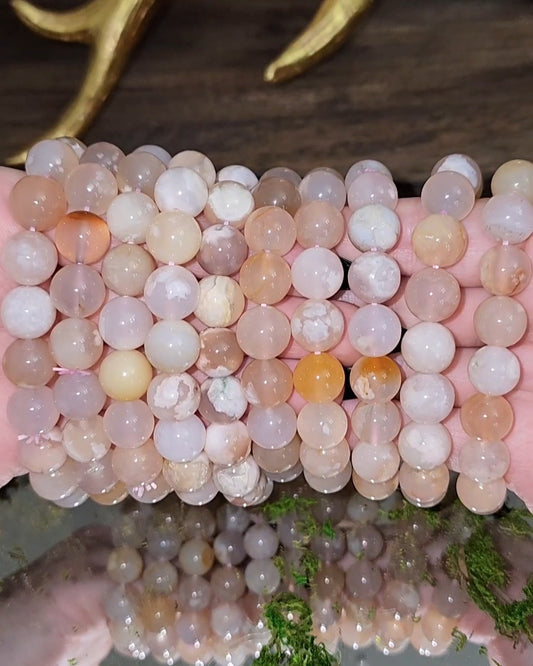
[[1, 231, 57, 285], [197, 224, 248, 275], [106, 191, 158, 243], [54, 211, 110, 264], [62, 416, 111, 462], [25, 139, 78, 183], [457, 474, 507, 515], [204, 421, 251, 465], [347, 204, 400, 252], [291, 299, 344, 353], [204, 180, 254, 227], [199, 377, 247, 423], [101, 244, 155, 297], [412, 214, 467, 267], [7, 386, 59, 435], [299, 168, 346, 210], [241, 358, 293, 407], [218, 164, 258, 189], [78, 450, 117, 494], [116, 152, 166, 197], [163, 452, 211, 493], [98, 350, 153, 401], [401, 321, 456, 373], [143, 265, 199, 320], [211, 565, 246, 602], [291, 247, 344, 299], [194, 275, 245, 327], [398, 423, 452, 470], [348, 252, 401, 303], [460, 393, 513, 440], [482, 192, 533, 243], [236, 306, 291, 359], [351, 441, 400, 483], [9, 175, 67, 232], [458, 438, 510, 483], [107, 545, 143, 584], [177, 574, 212, 611], [103, 400, 154, 448], [404, 267, 461, 321], [247, 403, 297, 449], [293, 352, 345, 403], [350, 401, 402, 445], [29, 458, 83, 501], [300, 439, 350, 478], [143, 560, 178, 594], [294, 201, 345, 249], [144, 320, 200, 373], [421, 171, 475, 220], [239, 252, 291, 304], [2, 337, 54, 387], [474, 295, 527, 347], [297, 401, 347, 449], [479, 244, 532, 296], [347, 172, 398, 211], [348, 304, 402, 356], [399, 463, 450, 508], [253, 177, 301, 215], [468, 346, 520, 395], [349, 356, 401, 402], [491, 158, 533, 200], [49, 263, 106, 317], [146, 211, 202, 265], [400, 373, 455, 423], [49, 317, 103, 369], [53, 372, 106, 419], [212, 456, 260, 498], [169, 150, 216, 186], [128, 472, 171, 503], [112, 439, 163, 486], [432, 153, 483, 196], [147, 372, 200, 421], [64, 163, 118, 214], [98, 296, 153, 350], [153, 415, 206, 463], [1, 286, 56, 339], [196, 328, 244, 378], [80, 141, 125, 173]]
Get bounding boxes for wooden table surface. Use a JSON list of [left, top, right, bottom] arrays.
[[1, 0, 533, 188]]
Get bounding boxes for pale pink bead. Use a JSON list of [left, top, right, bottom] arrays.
[[265, 461, 303, 484], [29, 458, 83, 500], [1, 231, 57, 285], [106, 191, 158, 243], [468, 346, 520, 395], [294, 201, 345, 249], [64, 163, 118, 214], [291, 247, 344, 299], [404, 268, 461, 322], [62, 416, 111, 462], [3, 338, 54, 388], [177, 478, 218, 505], [235, 306, 291, 359], [79, 450, 117, 494], [351, 441, 400, 483], [80, 141, 125, 173], [456, 474, 507, 515], [262, 166, 301, 186], [400, 373, 455, 423], [345, 160, 392, 190], [49, 317, 103, 369], [348, 304, 402, 357], [153, 416, 206, 462], [18, 431, 66, 473], [199, 377, 247, 423], [213, 456, 260, 498], [112, 439, 163, 487], [244, 206, 297, 255], [479, 244, 532, 296], [304, 461, 352, 494], [134, 144, 171, 164], [247, 403, 297, 449], [300, 439, 350, 478], [163, 452, 212, 493], [98, 297, 153, 350], [348, 252, 401, 303], [145, 211, 202, 264], [49, 264, 106, 318], [297, 402, 348, 449], [1, 286, 56, 339], [482, 192, 533, 243], [147, 373, 200, 420], [291, 299, 344, 352], [53, 372, 106, 419], [459, 438, 510, 483], [204, 421, 251, 465], [401, 322, 456, 373], [299, 168, 346, 210], [25, 139, 79, 183], [144, 320, 200, 373], [128, 472, 171, 503], [399, 463, 449, 508], [252, 434, 300, 473], [350, 402, 402, 445], [194, 276, 245, 327], [432, 154, 483, 197], [54, 487, 89, 508], [204, 181, 255, 227], [59, 136, 87, 159], [347, 204, 400, 252], [101, 244, 156, 297], [103, 400, 154, 448], [347, 172, 398, 211], [491, 158, 533, 200], [398, 423, 452, 470], [217, 164, 258, 189], [352, 471, 399, 501], [169, 150, 216, 186], [421, 171, 475, 220], [474, 296, 527, 347], [197, 224, 248, 276], [197, 328, 244, 378], [143, 265, 199, 320], [154, 167, 209, 216], [116, 152, 166, 197]]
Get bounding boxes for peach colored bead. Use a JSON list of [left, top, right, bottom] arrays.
[[412, 215, 467, 267], [294, 201, 344, 249], [347, 172, 398, 211], [474, 295, 527, 347], [247, 403, 297, 449], [293, 352, 345, 403], [116, 152, 166, 197], [352, 471, 399, 501], [432, 153, 483, 197], [304, 461, 352, 494], [348, 304, 402, 356], [252, 435, 300, 473], [19, 432, 66, 473], [198, 376, 247, 424], [101, 244, 156, 297], [291, 299, 344, 352], [345, 159, 392, 190], [456, 474, 507, 515], [351, 441, 400, 484], [98, 350, 152, 401], [64, 163, 118, 214], [244, 206, 297, 254], [239, 252, 291, 304], [54, 211, 110, 264], [299, 167, 346, 210], [204, 421, 251, 466], [25, 139, 79, 183], [194, 276, 245, 327], [79, 450, 117, 495], [458, 438, 510, 483], [262, 166, 301, 185], [145, 211, 202, 265], [404, 267, 461, 322], [421, 171, 475, 220], [460, 393, 514, 440], [291, 247, 344, 299], [58, 137, 86, 158], [147, 372, 200, 421], [90, 482, 128, 506], [2, 337, 54, 387], [297, 402, 348, 449], [29, 458, 83, 501], [49, 318, 103, 370], [8, 175, 67, 231], [204, 180, 255, 228], [241, 358, 293, 407], [163, 453, 212, 493], [419, 607, 456, 650], [491, 159, 533, 201], [144, 320, 200, 373], [399, 463, 450, 508], [63, 416, 111, 462], [253, 177, 302, 216], [300, 439, 350, 478], [350, 402, 402, 445], [480, 244, 532, 296], [129, 472, 171, 503], [349, 356, 401, 403], [80, 141, 124, 173], [106, 191, 158, 243], [112, 439, 163, 487], [196, 328, 244, 378], [197, 224, 248, 275], [482, 192, 533, 244], [236, 306, 291, 359], [49, 264, 106, 318], [169, 150, 216, 186]]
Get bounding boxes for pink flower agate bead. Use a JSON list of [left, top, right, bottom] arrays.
[[412, 215, 467, 268], [347, 172, 398, 211], [163, 452, 212, 493], [213, 456, 260, 498], [239, 252, 292, 304], [350, 402, 402, 445], [479, 245, 532, 296], [241, 358, 293, 407], [7, 386, 59, 435], [347, 252, 401, 303], [482, 192, 533, 243], [460, 393, 514, 440], [103, 400, 155, 448], [106, 191, 158, 243], [421, 171, 475, 220], [236, 306, 290, 359], [348, 304, 402, 357], [473, 296, 527, 347], [400, 373, 455, 423], [246, 403, 297, 449], [297, 402, 348, 449], [197, 225, 248, 276], [169, 150, 216, 186], [401, 322, 456, 373], [153, 416, 206, 463], [154, 167, 208, 216], [291, 299, 344, 352], [49, 317, 103, 369], [134, 144, 171, 165], [300, 439, 351, 478], [53, 372, 106, 419], [8, 175, 67, 232], [195, 276, 245, 327], [63, 416, 111, 462], [49, 264, 106, 317], [399, 463, 450, 508], [352, 471, 399, 501], [404, 267, 461, 322], [1, 231, 58, 285], [398, 423, 452, 470], [204, 422, 251, 466], [147, 373, 200, 421], [79, 450, 117, 495], [456, 474, 507, 515], [59, 136, 86, 159], [25, 139, 79, 184], [198, 377, 247, 423], [345, 160, 392, 190], [458, 438, 510, 483], [262, 166, 301, 186], [252, 435, 300, 473], [145, 211, 202, 265], [197, 328, 244, 378], [204, 181, 255, 227], [64, 163, 118, 214], [144, 320, 200, 373], [467, 346, 520, 395], [351, 441, 400, 483], [2, 337, 55, 387], [218, 164, 258, 190], [299, 168, 346, 210], [98, 297, 153, 350], [112, 440, 163, 487], [291, 247, 344, 299], [347, 204, 400, 252], [253, 177, 302, 216], [304, 461, 352, 494], [294, 201, 345, 249], [432, 154, 483, 197], [116, 152, 166, 197], [19, 432, 66, 473], [101, 244, 156, 297], [143, 265, 199, 320], [80, 141, 125, 173], [1, 286, 56, 339], [244, 206, 297, 255], [29, 458, 83, 501]]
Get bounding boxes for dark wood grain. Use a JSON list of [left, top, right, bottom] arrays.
[[1, 0, 533, 185]]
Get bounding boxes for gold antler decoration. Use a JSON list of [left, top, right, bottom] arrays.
[[8, 0, 374, 164]]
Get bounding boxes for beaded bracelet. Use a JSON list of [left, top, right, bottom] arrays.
[[1, 137, 531, 514]]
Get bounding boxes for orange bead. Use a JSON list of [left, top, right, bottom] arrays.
[[293, 352, 345, 403], [55, 211, 110, 264], [349, 356, 402, 402], [239, 251, 291, 304]]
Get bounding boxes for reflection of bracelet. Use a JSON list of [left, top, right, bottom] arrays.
[[2, 138, 532, 514]]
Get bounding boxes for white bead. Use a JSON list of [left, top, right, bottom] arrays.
[[290, 247, 344, 299], [345, 160, 392, 190], [1, 231, 58, 285], [217, 164, 258, 190], [168, 150, 216, 186], [468, 346, 521, 395], [213, 456, 260, 497], [482, 193, 533, 244], [348, 252, 401, 303], [401, 322, 456, 373], [205, 181, 255, 227], [154, 416, 206, 462], [133, 144, 171, 164], [400, 373, 455, 423], [348, 304, 402, 357], [347, 204, 400, 251], [398, 423, 452, 470], [1, 286, 56, 338], [154, 167, 208, 216], [106, 191, 158, 243], [194, 276, 245, 327], [144, 320, 200, 373]]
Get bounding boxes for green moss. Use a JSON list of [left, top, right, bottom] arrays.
[[262, 497, 317, 523], [451, 627, 467, 651]]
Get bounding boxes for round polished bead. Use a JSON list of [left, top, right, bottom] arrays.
[[99, 297, 152, 350], [348, 304, 402, 356], [351, 441, 400, 483], [106, 191, 158, 243], [299, 168, 346, 210], [153, 416, 206, 463], [216, 504, 251, 534], [412, 214, 467, 267], [253, 177, 302, 215], [474, 295, 527, 347], [350, 401, 402, 445], [2, 337, 54, 387], [197, 224, 248, 275], [241, 358, 293, 407], [297, 402, 348, 449], [53, 372, 106, 419], [1, 231, 57, 285], [204, 421, 251, 465], [211, 565, 246, 602], [128, 473, 171, 503], [143, 559, 178, 596], [247, 403, 297, 449], [143, 265, 199, 320], [404, 267, 461, 321], [169, 150, 216, 186], [236, 306, 291, 359], [432, 153, 483, 196], [491, 158, 533, 200], [198, 376, 247, 423], [399, 463, 450, 508], [460, 393, 513, 440], [400, 373, 455, 423], [468, 346, 520, 395], [253, 434, 300, 473], [144, 320, 200, 373], [25, 139, 78, 183], [294, 201, 345, 249], [204, 180, 254, 227], [398, 423, 452, 470], [352, 471, 399, 501], [196, 328, 244, 378], [262, 166, 301, 185], [99, 350, 153, 400], [54, 211, 110, 264], [458, 438, 510, 483], [19, 432, 66, 473], [347, 204, 400, 252], [345, 560, 382, 599], [163, 452, 211, 493], [49, 263, 106, 317], [112, 439, 163, 487], [7, 386, 59, 435], [293, 352, 345, 403], [291, 299, 344, 353], [154, 166, 208, 215], [348, 252, 401, 303], [349, 356, 401, 402], [64, 163, 117, 214], [59, 137, 86, 157], [146, 211, 202, 264], [194, 275, 245, 327], [81, 141, 125, 173], [8, 175, 67, 231], [1, 286, 56, 339], [107, 545, 143, 584], [306, 461, 350, 494], [78, 450, 117, 494], [63, 416, 111, 462], [103, 400, 154, 448], [239, 252, 291, 304], [291, 247, 344, 299], [348, 172, 398, 211], [116, 152, 166, 197], [244, 559, 280, 596], [101, 244, 155, 297], [243, 523, 279, 559], [300, 439, 351, 478], [401, 321, 456, 373], [53, 485, 90, 507], [213, 456, 260, 498], [456, 474, 507, 515], [177, 574, 212, 612], [421, 171, 475, 220], [218, 164, 258, 189], [244, 206, 296, 254], [49, 317, 103, 369], [382, 580, 420, 619], [29, 458, 83, 501], [482, 192, 533, 243], [345, 160, 392, 189], [479, 244, 532, 296], [147, 373, 200, 421]]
